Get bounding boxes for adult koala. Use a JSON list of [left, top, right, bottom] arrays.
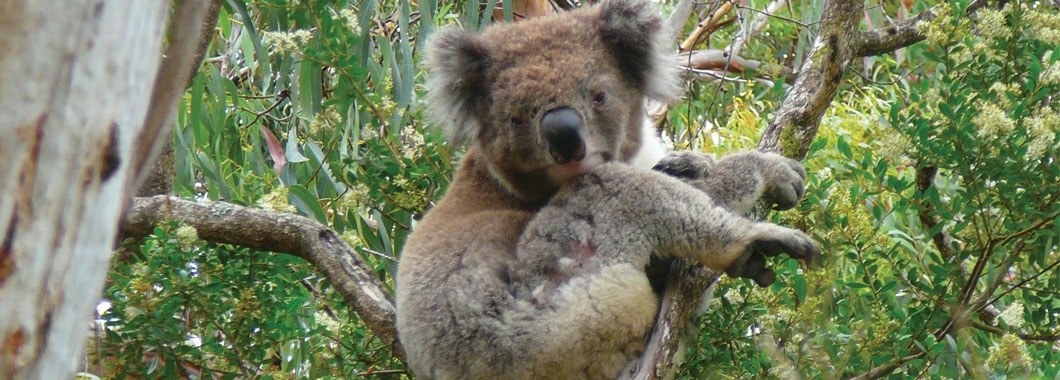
[[395, 0, 819, 378]]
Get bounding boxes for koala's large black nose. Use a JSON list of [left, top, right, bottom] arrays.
[[541, 107, 586, 165]]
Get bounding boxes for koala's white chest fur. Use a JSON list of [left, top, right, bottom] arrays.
[[628, 114, 669, 170]]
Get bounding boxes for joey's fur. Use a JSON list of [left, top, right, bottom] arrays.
[[396, 1, 819, 379]]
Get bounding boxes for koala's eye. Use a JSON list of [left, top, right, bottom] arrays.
[[510, 117, 527, 128], [592, 92, 607, 106]]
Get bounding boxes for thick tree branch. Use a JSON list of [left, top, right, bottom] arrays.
[[137, 0, 223, 198], [758, 0, 862, 158], [122, 195, 405, 363], [129, 0, 214, 194]]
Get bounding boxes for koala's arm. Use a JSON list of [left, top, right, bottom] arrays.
[[522, 162, 818, 291], [654, 151, 807, 216]]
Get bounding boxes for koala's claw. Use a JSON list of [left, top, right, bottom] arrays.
[[652, 151, 714, 179], [726, 251, 776, 286], [726, 229, 820, 287]]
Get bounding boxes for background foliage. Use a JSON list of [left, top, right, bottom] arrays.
[[89, 0, 1058, 378]]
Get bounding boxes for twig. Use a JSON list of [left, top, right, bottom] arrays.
[[243, 90, 292, 128], [970, 320, 1060, 342], [848, 352, 927, 380], [733, 0, 797, 57], [983, 256, 1060, 312], [849, 63, 921, 85], [736, 1, 807, 28], [679, 1, 735, 52], [362, 247, 399, 264], [685, 68, 747, 82], [355, 369, 408, 377]]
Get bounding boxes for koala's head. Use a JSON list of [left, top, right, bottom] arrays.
[[426, 0, 678, 204]]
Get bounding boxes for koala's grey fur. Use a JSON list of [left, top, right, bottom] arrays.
[[395, 0, 819, 379]]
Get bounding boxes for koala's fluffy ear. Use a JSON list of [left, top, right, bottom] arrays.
[[596, 0, 679, 102], [425, 29, 492, 146]]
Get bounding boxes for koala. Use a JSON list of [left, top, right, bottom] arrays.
[[394, 0, 819, 379]]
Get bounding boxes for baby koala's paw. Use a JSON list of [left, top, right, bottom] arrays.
[[725, 223, 820, 287], [735, 152, 807, 211]]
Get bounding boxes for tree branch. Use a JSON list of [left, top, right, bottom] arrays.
[[619, 262, 717, 379], [851, 8, 936, 58], [848, 352, 927, 380], [680, 49, 794, 82], [971, 320, 1060, 342], [121, 195, 405, 363], [851, 0, 987, 58], [757, 0, 862, 158], [914, 165, 956, 260], [129, 0, 213, 193], [665, 0, 697, 42], [137, 0, 223, 198]]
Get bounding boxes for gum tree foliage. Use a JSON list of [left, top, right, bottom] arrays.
[[98, 0, 1058, 378]]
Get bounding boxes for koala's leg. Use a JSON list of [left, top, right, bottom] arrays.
[[509, 163, 818, 376], [654, 151, 807, 215]]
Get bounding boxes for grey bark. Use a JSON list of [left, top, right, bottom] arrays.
[[136, 0, 222, 198]]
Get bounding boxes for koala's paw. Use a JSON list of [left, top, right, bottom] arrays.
[[652, 151, 715, 179], [757, 153, 807, 211], [725, 224, 820, 287]]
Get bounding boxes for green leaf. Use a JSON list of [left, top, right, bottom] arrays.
[[288, 185, 327, 223], [305, 140, 347, 196], [299, 60, 323, 117], [837, 136, 852, 159], [285, 125, 309, 163]]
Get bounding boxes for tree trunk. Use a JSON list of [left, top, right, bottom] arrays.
[[0, 1, 209, 378]]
